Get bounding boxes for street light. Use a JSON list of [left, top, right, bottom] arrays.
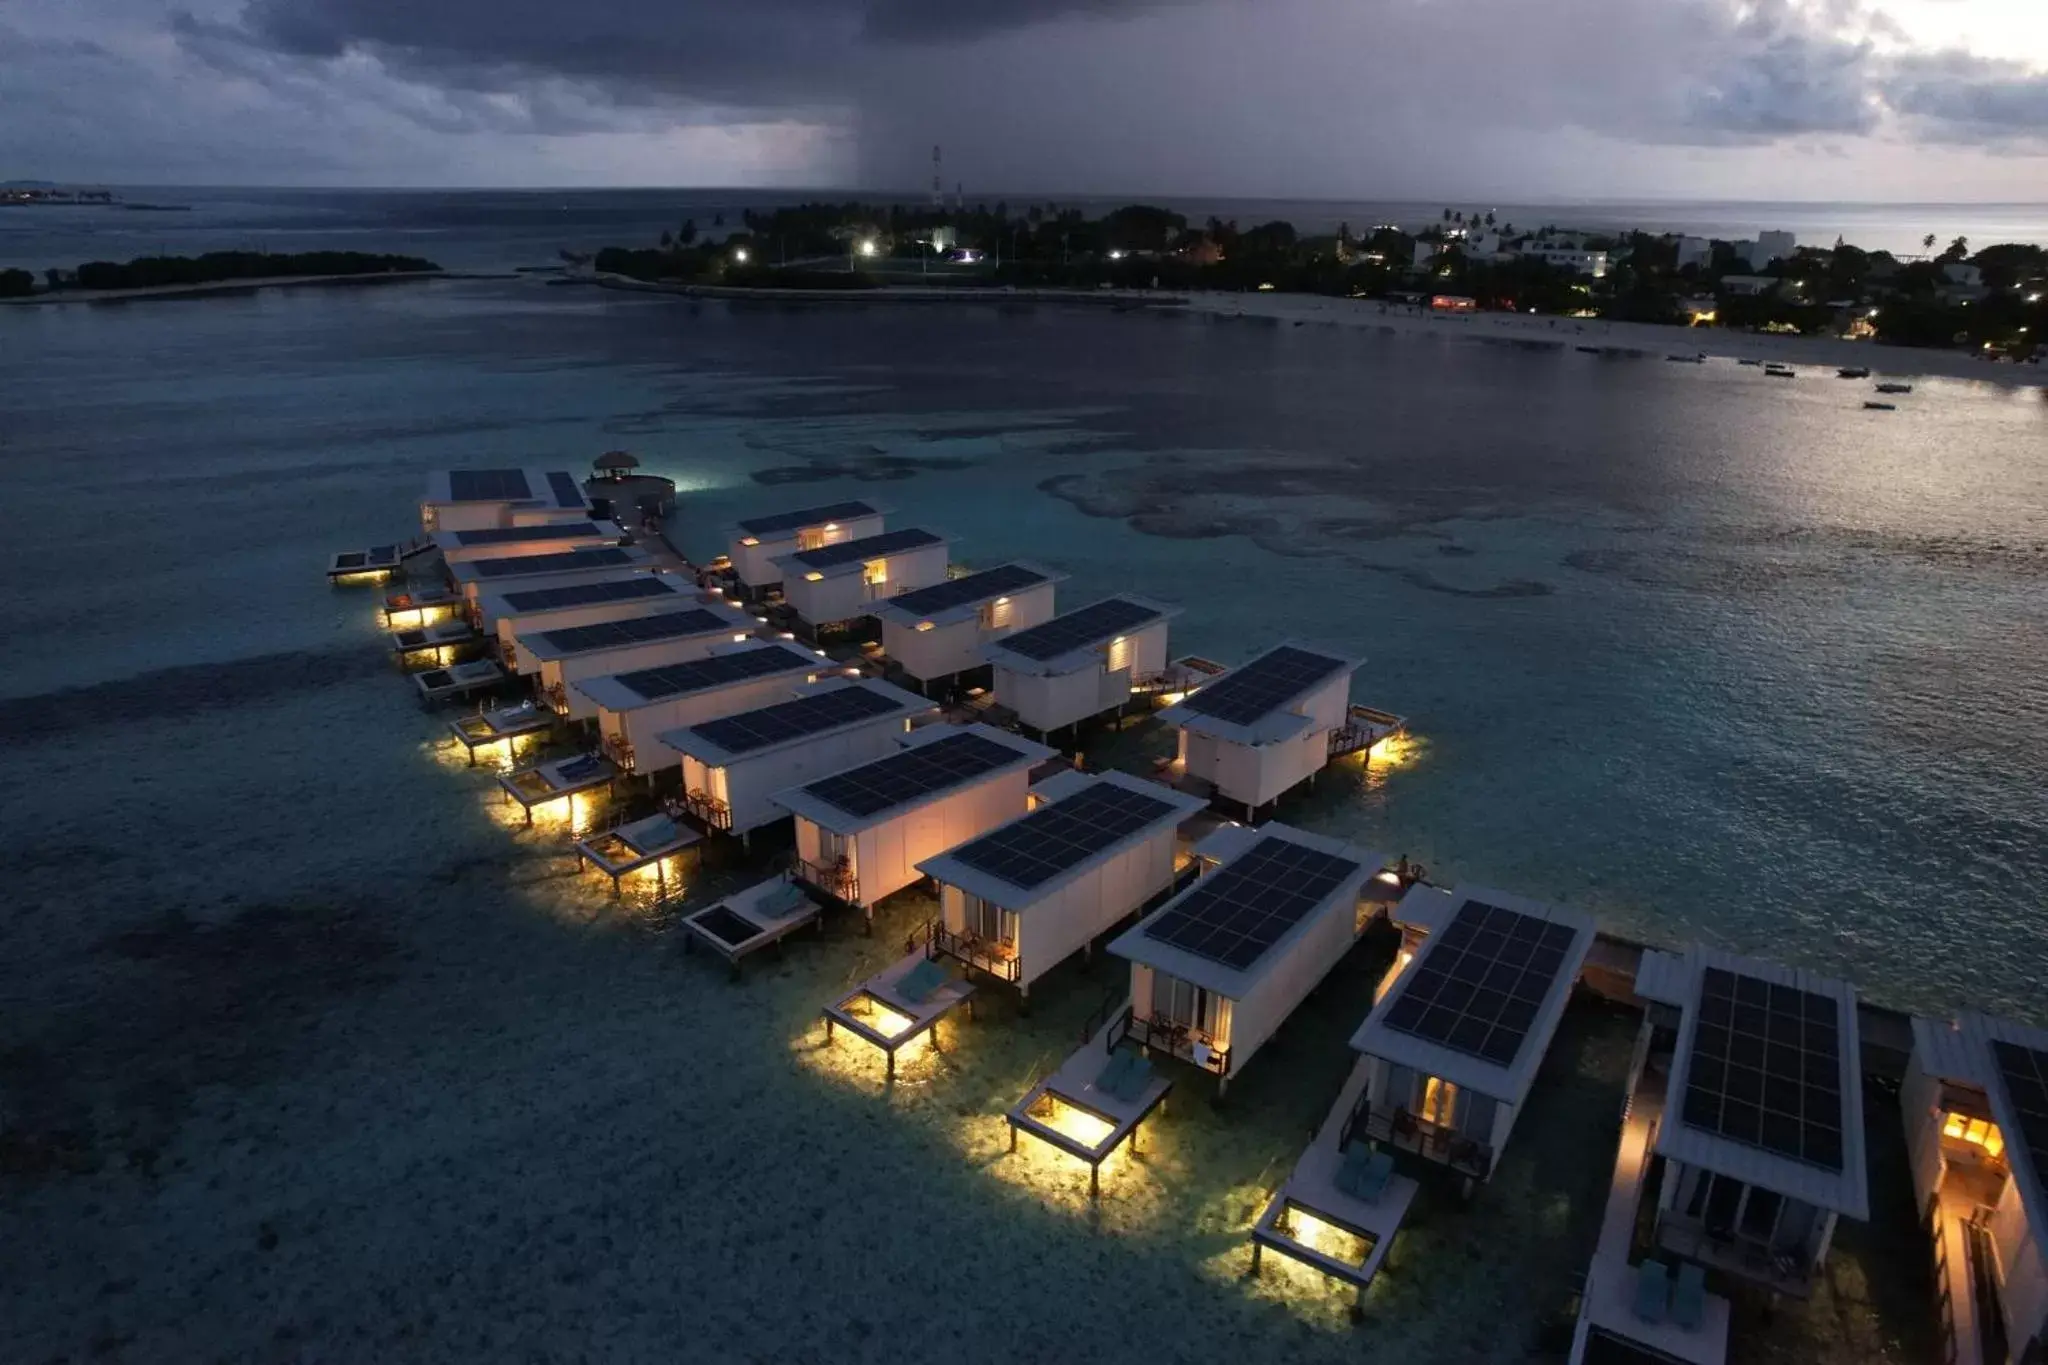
[[858, 239, 879, 258], [733, 247, 749, 264]]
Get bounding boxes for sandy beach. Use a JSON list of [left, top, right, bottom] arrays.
[[1178, 289, 2047, 386]]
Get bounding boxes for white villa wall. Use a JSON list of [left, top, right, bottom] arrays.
[[426, 503, 505, 534], [1990, 1175, 2048, 1352], [508, 506, 592, 528], [1010, 828, 1178, 989], [540, 632, 739, 720], [1900, 1052, 1945, 1209], [463, 564, 646, 611], [782, 542, 950, 625], [881, 580, 1057, 681], [440, 531, 601, 564], [731, 513, 884, 589], [841, 769, 1031, 906], [594, 674, 810, 775], [1224, 890, 1362, 1079], [1360, 1054, 1517, 1160], [686, 718, 913, 834], [497, 589, 683, 666]]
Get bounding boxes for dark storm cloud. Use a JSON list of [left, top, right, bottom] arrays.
[[1885, 50, 2048, 140]]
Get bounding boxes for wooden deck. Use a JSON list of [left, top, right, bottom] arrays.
[[1006, 1006, 1173, 1198], [821, 950, 976, 1082], [448, 700, 553, 763], [1249, 1055, 1418, 1303], [573, 812, 699, 895], [494, 752, 616, 823], [680, 876, 821, 975]]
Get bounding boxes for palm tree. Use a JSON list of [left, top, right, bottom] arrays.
[[1485, 211, 1496, 227], [1922, 233, 1937, 254]]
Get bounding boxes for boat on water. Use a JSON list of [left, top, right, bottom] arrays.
[[1837, 366, 1871, 379], [1764, 366, 1796, 379], [1864, 401, 1897, 410], [1575, 345, 1603, 354], [1875, 381, 1913, 394], [1737, 358, 1761, 366], [1666, 353, 1706, 363]]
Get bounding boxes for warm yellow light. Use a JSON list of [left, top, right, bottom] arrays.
[[1158, 691, 1186, 705], [1025, 1093, 1116, 1150], [824, 522, 839, 531], [1943, 1111, 2005, 1158], [915, 621, 935, 632], [740, 536, 759, 547], [994, 596, 1009, 606], [1284, 1205, 1371, 1267], [804, 571, 824, 582], [733, 633, 749, 642]]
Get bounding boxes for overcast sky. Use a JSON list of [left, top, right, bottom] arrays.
[[5, 0, 2046, 199]]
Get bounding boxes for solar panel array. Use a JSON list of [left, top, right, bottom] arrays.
[[1678, 967, 1845, 1171], [447, 469, 533, 502], [888, 563, 1048, 617], [469, 547, 632, 579], [546, 471, 585, 508], [535, 608, 731, 655], [789, 527, 941, 570], [614, 644, 811, 703], [690, 686, 903, 757], [1142, 836, 1362, 972], [805, 730, 1024, 818], [454, 522, 599, 547], [1182, 645, 1346, 725], [737, 500, 878, 536], [500, 576, 676, 612], [997, 598, 1159, 663], [1382, 901, 1578, 1067], [1992, 1041, 2048, 1204], [949, 782, 1177, 890]]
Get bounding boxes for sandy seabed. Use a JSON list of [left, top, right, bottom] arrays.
[[0, 639, 1935, 1364]]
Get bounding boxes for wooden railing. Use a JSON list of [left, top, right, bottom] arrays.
[[921, 921, 1022, 982], [1121, 1013, 1229, 1076], [794, 856, 859, 905], [681, 790, 733, 831], [601, 732, 636, 771], [542, 679, 569, 715]]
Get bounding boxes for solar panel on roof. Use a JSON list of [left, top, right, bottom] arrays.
[[1993, 1041, 2048, 1205], [737, 500, 878, 536], [789, 527, 940, 570], [805, 730, 1023, 818], [547, 471, 585, 508], [614, 645, 811, 702], [535, 608, 730, 655], [500, 576, 676, 612], [454, 522, 600, 547], [950, 782, 1176, 890], [1182, 646, 1346, 726], [690, 686, 903, 756], [1142, 836, 1361, 972], [448, 469, 532, 502], [1381, 900, 1578, 1067], [998, 599, 1159, 663], [1677, 967, 1845, 1172], [888, 563, 1048, 617], [469, 547, 632, 578]]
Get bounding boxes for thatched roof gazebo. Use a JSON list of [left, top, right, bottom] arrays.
[[593, 450, 640, 480]]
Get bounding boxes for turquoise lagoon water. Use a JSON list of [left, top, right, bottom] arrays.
[[2, 280, 2043, 1017]]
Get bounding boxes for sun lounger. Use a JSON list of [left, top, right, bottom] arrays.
[[1095, 1049, 1137, 1096], [1334, 1142, 1395, 1203], [895, 956, 950, 1005], [1633, 1257, 1671, 1324], [1671, 1260, 1706, 1330], [681, 877, 823, 975], [557, 753, 607, 783]]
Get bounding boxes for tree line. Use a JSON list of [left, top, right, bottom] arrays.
[[2, 250, 441, 296]]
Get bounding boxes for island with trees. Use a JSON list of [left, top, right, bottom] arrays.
[[588, 201, 2046, 361], [0, 250, 442, 300]]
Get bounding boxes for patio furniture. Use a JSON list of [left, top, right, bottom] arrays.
[[1672, 1261, 1706, 1330], [1633, 1257, 1671, 1324], [1107, 1054, 1155, 1104], [1335, 1143, 1395, 1203], [896, 957, 949, 1005]]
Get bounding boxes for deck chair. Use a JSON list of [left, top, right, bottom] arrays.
[[626, 816, 679, 852], [896, 957, 949, 1005], [1107, 1054, 1155, 1104], [1336, 1143, 1394, 1203], [1671, 1261, 1706, 1330], [758, 882, 811, 919], [558, 754, 605, 782], [1632, 1258, 1671, 1324], [1094, 1050, 1136, 1096]]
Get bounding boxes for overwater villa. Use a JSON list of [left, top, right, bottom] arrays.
[[485, 575, 688, 662], [419, 468, 590, 534], [517, 604, 755, 720], [447, 698, 554, 764], [682, 874, 828, 975], [1902, 1010, 2048, 1365], [383, 585, 465, 631], [651, 678, 936, 839], [771, 723, 1052, 921], [1630, 947, 1870, 1300], [578, 642, 823, 777], [1106, 821, 1387, 1095], [572, 810, 700, 896], [495, 751, 618, 826], [433, 519, 623, 564], [917, 769, 1206, 996], [871, 562, 1063, 693], [983, 595, 1178, 737], [1160, 642, 1404, 819], [773, 528, 953, 632], [726, 499, 885, 596], [326, 542, 408, 583], [388, 616, 480, 659], [1248, 881, 1592, 1304], [449, 546, 652, 613]]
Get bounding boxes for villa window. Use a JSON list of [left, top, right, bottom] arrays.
[[982, 596, 1014, 630], [1420, 1075, 1459, 1128], [1740, 1187, 1784, 1242], [1152, 972, 1228, 1042], [964, 894, 1014, 947], [863, 559, 888, 589], [816, 828, 851, 868], [1942, 1112, 2006, 1160], [1105, 634, 1134, 675], [797, 527, 826, 551]]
